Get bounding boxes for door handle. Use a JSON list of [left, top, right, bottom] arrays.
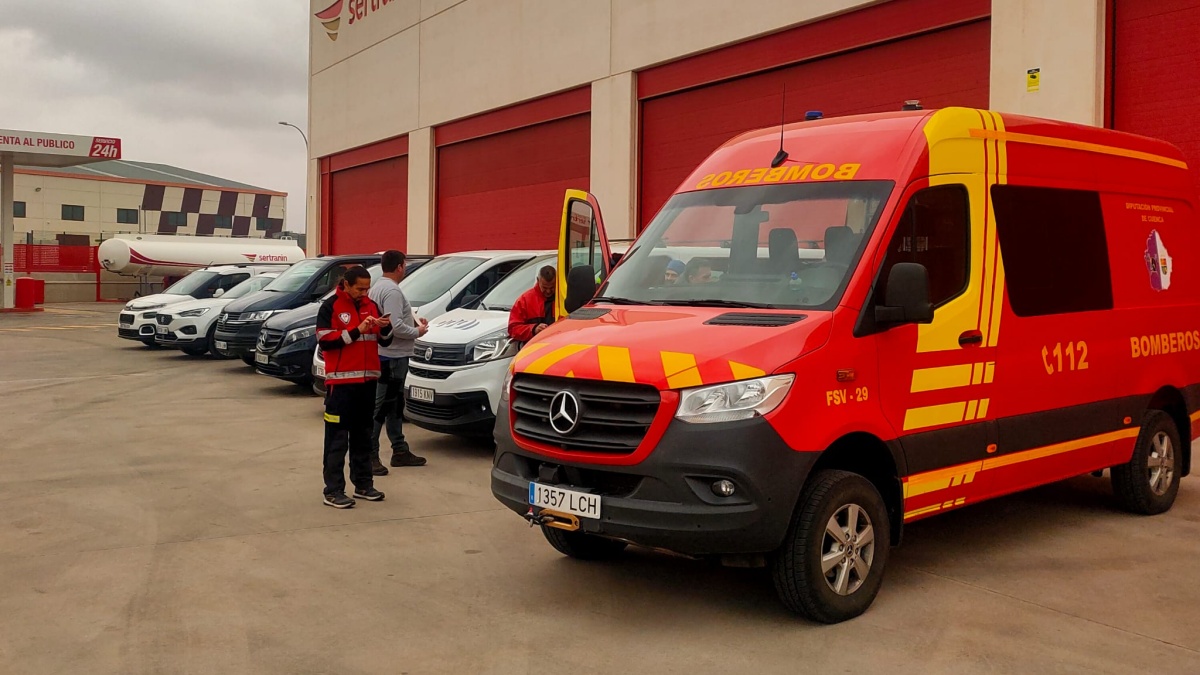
[[959, 330, 983, 347]]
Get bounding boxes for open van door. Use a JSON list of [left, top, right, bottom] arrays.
[[556, 190, 612, 319]]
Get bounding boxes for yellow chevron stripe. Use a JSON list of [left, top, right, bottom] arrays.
[[729, 361, 766, 380], [523, 344, 591, 375], [970, 128, 1189, 169], [903, 402, 967, 431], [597, 346, 635, 383], [910, 364, 974, 393], [661, 351, 703, 389]]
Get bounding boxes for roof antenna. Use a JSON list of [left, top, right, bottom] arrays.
[[771, 84, 789, 168]]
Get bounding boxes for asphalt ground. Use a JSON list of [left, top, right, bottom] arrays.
[[2, 303, 1199, 674]]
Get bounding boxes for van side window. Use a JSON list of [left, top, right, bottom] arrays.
[[991, 185, 1113, 317], [877, 184, 970, 307]]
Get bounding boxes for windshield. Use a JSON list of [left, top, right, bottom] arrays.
[[263, 259, 327, 293], [165, 271, 220, 297], [222, 274, 276, 300], [600, 181, 893, 309], [480, 255, 555, 312], [399, 256, 486, 306]]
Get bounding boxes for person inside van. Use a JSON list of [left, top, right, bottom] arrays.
[[685, 259, 715, 284], [664, 259, 686, 284], [509, 266, 556, 344]]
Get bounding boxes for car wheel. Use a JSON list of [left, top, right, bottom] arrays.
[[241, 354, 256, 366], [541, 526, 627, 561], [1111, 410, 1183, 515], [181, 344, 208, 357], [772, 470, 890, 624], [312, 379, 326, 397]]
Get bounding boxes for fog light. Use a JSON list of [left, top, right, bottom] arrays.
[[711, 480, 736, 497]]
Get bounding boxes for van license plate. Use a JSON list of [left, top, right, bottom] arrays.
[[255, 352, 269, 365], [529, 483, 601, 520], [214, 340, 227, 350], [409, 386, 435, 403]]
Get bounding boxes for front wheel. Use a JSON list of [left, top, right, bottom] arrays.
[[772, 470, 890, 624], [1111, 410, 1183, 515], [542, 526, 627, 560]]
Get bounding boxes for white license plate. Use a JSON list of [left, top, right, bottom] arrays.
[[255, 352, 269, 365], [408, 386, 435, 403], [529, 483, 601, 520], [214, 340, 228, 350], [314, 365, 325, 378], [155, 324, 168, 334]]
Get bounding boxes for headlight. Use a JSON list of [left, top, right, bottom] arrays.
[[284, 326, 316, 345], [675, 375, 794, 424], [245, 310, 276, 321], [470, 330, 520, 363], [178, 308, 209, 318]]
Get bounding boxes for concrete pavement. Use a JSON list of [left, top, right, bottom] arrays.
[[2, 303, 1199, 674]]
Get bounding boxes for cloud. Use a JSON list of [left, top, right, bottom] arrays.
[[0, 0, 311, 232]]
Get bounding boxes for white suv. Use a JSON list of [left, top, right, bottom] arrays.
[[154, 272, 280, 356], [117, 265, 288, 346]]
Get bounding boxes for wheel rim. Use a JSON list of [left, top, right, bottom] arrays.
[[1148, 431, 1175, 496], [821, 503, 875, 596]]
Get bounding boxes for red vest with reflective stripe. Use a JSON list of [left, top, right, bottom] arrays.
[[319, 287, 383, 386]]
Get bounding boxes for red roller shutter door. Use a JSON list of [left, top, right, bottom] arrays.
[[436, 114, 590, 253], [328, 156, 409, 255], [1112, 0, 1200, 197], [639, 20, 992, 228]]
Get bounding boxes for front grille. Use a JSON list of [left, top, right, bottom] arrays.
[[406, 391, 489, 421], [409, 365, 451, 380], [218, 312, 252, 328], [119, 313, 134, 325], [257, 328, 285, 353], [412, 341, 468, 367], [512, 375, 660, 454], [156, 314, 172, 325]]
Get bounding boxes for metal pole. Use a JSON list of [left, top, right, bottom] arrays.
[[1, 154, 14, 309], [278, 122, 310, 238]]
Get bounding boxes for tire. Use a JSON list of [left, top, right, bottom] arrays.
[[541, 526, 627, 561], [312, 379, 326, 397], [772, 470, 890, 624], [1111, 410, 1183, 515], [181, 344, 209, 357], [241, 354, 256, 366]]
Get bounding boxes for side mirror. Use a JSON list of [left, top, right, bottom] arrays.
[[213, 288, 225, 298], [565, 265, 597, 314], [874, 263, 933, 325]]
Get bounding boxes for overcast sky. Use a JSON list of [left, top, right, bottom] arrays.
[[0, 0, 310, 232]]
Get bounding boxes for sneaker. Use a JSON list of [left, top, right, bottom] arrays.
[[354, 487, 385, 502], [390, 451, 427, 467], [370, 457, 390, 476], [323, 492, 355, 509]]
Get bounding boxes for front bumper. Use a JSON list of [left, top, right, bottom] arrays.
[[214, 322, 265, 357], [117, 312, 159, 340], [404, 358, 507, 437], [153, 316, 209, 347], [491, 411, 818, 556], [255, 338, 315, 383]]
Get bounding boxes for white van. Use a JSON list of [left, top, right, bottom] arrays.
[[153, 272, 280, 356], [311, 250, 544, 392], [405, 253, 555, 437], [117, 264, 288, 346]]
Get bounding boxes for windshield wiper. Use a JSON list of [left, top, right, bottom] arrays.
[[592, 296, 653, 305], [653, 299, 776, 309]]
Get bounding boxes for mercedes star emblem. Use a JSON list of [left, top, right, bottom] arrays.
[[548, 390, 580, 435]]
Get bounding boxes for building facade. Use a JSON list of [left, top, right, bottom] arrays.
[[12, 160, 287, 245], [306, 0, 1199, 256]]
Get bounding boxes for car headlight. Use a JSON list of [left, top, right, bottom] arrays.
[[244, 310, 276, 321], [500, 367, 514, 402], [470, 330, 520, 363], [178, 308, 209, 317], [284, 326, 316, 345], [675, 375, 794, 424]]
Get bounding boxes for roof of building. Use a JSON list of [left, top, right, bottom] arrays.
[[15, 159, 282, 195]]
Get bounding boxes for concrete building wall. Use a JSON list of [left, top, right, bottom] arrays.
[[309, 0, 1111, 254]]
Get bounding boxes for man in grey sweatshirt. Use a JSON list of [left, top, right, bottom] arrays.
[[368, 249, 429, 474]]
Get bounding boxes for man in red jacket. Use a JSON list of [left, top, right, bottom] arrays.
[[317, 266, 392, 509], [508, 265, 556, 344]]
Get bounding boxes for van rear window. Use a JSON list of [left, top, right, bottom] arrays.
[[992, 185, 1114, 317]]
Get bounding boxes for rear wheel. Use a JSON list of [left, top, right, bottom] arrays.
[[1112, 410, 1182, 515], [772, 470, 890, 624], [542, 526, 627, 560]]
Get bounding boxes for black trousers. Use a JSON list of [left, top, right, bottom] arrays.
[[323, 381, 377, 495]]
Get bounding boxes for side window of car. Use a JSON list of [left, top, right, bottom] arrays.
[[876, 184, 970, 308], [220, 273, 248, 291]]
